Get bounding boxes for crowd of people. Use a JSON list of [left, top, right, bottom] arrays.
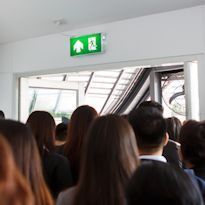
[[0, 101, 205, 205]]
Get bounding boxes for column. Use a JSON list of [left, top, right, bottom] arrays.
[[184, 61, 199, 120]]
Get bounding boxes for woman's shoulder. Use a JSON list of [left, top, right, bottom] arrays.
[[56, 187, 76, 205]]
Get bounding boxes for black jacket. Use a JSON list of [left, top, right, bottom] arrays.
[[163, 140, 181, 167], [42, 150, 73, 199]]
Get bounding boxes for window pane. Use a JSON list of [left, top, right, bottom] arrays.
[[85, 95, 107, 113], [31, 88, 59, 111], [56, 90, 77, 113], [161, 73, 185, 122], [29, 88, 77, 123]]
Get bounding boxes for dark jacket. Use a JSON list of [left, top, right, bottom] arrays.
[[163, 140, 181, 167], [185, 166, 205, 201], [42, 150, 73, 199]]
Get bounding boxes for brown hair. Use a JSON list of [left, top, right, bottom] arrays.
[[26, 111, 56, 155], [0, 135, 34, 205], [74, 114, 139, 205], [64, 105, 98, 183], [0, 120, 53, 205]]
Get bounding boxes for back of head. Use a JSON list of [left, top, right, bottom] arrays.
[[166, 117, 182, 142], [55, 122, 68, 142], [66, 105, 98, 149], [126, 161, 203, 205], [180, 120, 205, 167], [75, 114, 139, 205], [139, 101, 164, 115], [128, 106, 167, 152], [0, 119, 53, 205], [0, 135, 34, 205], [26, 111, 56, 155], [0, 110, 5, 119], [0, 119, 34, 174], [64, 105, 98, 181]]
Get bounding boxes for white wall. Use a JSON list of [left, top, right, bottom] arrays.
[[11, 6, 205, 73], [0, 45, 14, 118], [0, 73, 14, 118], [0, 5, 205, 119]]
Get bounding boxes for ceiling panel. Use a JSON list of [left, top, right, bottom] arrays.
[[0, 0, 204, 43]]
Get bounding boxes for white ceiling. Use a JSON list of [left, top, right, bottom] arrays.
[[0, 0, 205, 44]]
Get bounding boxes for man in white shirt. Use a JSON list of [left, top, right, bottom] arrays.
[[128, 101, 168, 163]]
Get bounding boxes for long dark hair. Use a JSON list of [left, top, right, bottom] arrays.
[[74, 114, 139, 205], [166, 117, 181, 142], [26, 111, 56, 155], [64, 105, 98, 183], [0, 120, 53, 205], [0, 135, 34, 205]]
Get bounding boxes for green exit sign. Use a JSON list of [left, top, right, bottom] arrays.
[[70, 33, 104, 57]]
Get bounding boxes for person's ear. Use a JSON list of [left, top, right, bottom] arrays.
[[163, 132, 169, 146]]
